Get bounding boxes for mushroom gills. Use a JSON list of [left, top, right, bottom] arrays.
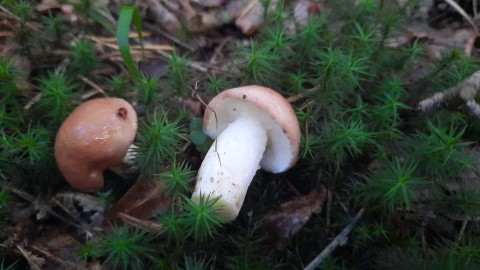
[[192, 116, 268, 221]]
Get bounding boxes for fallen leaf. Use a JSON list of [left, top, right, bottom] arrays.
[[104, 178, 171, 225], [262, 187, 327, 239]]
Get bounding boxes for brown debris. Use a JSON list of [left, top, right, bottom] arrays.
[[262, 187, 327, 239]]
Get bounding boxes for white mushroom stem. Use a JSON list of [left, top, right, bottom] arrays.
[[191, 116, 268, 221]]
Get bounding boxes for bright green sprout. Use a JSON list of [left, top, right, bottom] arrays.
[[181, 194, 225, 243], [237, 41, 280, 85], [37, 72, 76, 124], [135, 112, 186, 175], [8, 124, 51, 165], [350, 21, 378, 48], [354, 159, 427, 213], [319, 119, 375, 171], [136, 74, 160, 103], [99, 225, 155, 270], [264, 27, 290, 53], [206, 75, 226, 94], [168, 50, 190, 96], [160, 211, 185, 244], [158, 160, 194, 196], [70, 39, 98, 75], [286, 72, 308, 94], [413, 121, 473, 178]]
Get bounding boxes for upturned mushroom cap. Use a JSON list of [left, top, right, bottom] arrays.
[[203, 85, 301, 173], [55, 98, 138, 190]]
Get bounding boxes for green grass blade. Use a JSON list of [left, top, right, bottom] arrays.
[[116, 6, 144, 81], [91, 11, 115, 35]]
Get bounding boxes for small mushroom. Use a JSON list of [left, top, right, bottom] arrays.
[[55, 98, 138, 191], [191, 85, 301, 221]]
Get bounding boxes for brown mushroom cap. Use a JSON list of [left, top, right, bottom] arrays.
[[55, 98, 138, 190], [203, 85, 301, 173]]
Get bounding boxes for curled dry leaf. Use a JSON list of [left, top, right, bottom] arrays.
[[262, 187, 327, 239], [104, 178, 171, 225]]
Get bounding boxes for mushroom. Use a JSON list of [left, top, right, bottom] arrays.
[[55, 98, 138, 191], [191, 85, 301, 221]]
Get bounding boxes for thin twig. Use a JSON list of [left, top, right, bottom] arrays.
[[474, 0, 478, 18], [325, 189, 332, 228], [418, 70, 480, 118], [303, 208, 365, 270], [143, 21, 195, 52], [30, 245, 83, 270], [456, 219, 468, 243], [192, 82, 222, 167], [117, 212, 164, 233], [78, 75, 108, 98], [0, 5, 40, 31], [444, 0, 478, 33]]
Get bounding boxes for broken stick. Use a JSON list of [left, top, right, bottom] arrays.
[[417, 70, 480, 119], [303, 208, 365, 270]]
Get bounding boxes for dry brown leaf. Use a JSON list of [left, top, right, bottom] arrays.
[[104, 178, 171, 225], [262, 187, 327, 239]]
